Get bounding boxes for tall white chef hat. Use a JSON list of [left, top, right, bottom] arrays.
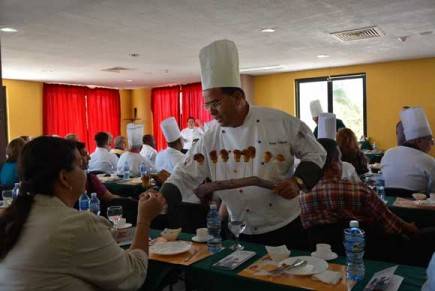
[[199, 39, 241, 90], [161, 117, 181, 143], [400, 107, 432, 141], [127, 123, 144, 147], [317, 113, 337, 140], [310, 100, 323, 118]]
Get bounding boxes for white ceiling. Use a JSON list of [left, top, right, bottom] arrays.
[[1, 0, 435, 88]]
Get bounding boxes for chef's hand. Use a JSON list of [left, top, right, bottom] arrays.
[[272, 177, 301, 199]]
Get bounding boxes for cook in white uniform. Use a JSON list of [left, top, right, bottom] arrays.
[[159, 39, 326, 247], [155, 117, 186, 174], [140, 134, 158, 167], [310, 100, 346, 138], [181, 117, 204, 151], [88, 132, 118, 174], [318, 113, 360, 182], [382, 107, 434, 194], [117, 123, 153, 177]]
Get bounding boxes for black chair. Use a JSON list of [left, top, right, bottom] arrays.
[[385, 187, 417, 198]]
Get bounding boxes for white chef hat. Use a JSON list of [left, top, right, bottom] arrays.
[[161, 117, 181, 143], [310, 100, 323, 118], [127, 123, 144, 147], [199, 39, 241, 90], [318, 113, 337, 140], [400, 107, 432, 141]]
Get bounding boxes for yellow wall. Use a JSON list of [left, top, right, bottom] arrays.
[[254, 58, 435, 156], [131, 88, 153, 134], [119, 89, 132, 137], [3, 79, 43, 141]]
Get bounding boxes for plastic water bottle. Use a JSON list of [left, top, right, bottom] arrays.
[[89, 192, 100, 215], [123, 162, 130, 180], [207, 202, 222, 254], [12, 183, 20, 200], [79, 192, 90, 211], [139, 162, 147, 177], [344, 220, 365, 282], [375, 176, 386, 203]]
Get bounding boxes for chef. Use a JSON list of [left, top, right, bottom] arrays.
[[159, 39, 326, 247], [318, 113, 360, 182], [381, 107, 434, 194], [310, 100, 346, 138], [155, 117, 186, 174], [181, 116, 204, 151]]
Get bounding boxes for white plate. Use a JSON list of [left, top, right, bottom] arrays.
[[191, 235, 211, 243], [311, 251, 338, 261], [117, 223, 132, 229], [279, 256, 328, 275], [150, 241, 192, 255]]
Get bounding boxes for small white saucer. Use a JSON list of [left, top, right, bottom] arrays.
[[117, 223, 132, 229], [191, 235, 210, 243], [311, 251, 338, 261]]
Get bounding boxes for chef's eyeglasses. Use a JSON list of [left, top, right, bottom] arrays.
[[204, 96, 226, 110]]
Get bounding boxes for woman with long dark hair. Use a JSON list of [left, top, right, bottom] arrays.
[[0, 136, 165, 290], [336, 128, 369, 175]]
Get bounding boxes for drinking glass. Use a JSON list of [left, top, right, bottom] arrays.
[[107, 206, 123, 229], [228, 220, 246, 250], [2, 190, 13, 207]]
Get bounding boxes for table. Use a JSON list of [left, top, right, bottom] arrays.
[[103, 181, 146, 198], [141, 230, 427, 291], [386, 196, 435, 227]]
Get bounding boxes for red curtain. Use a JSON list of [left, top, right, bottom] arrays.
[[151, 86, 181, 151], [86, 88, 121, 152], [181, 82, 212, 129], [43, 83, 87, 142]]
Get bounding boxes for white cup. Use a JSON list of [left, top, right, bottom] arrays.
[[315, 243, 332, 255], [430, 194, 435, 201], [196, 228, 208, 240], [118, 218, 126, 226]]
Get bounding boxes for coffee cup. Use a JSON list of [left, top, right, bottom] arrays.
[[196, 228, 208, 241], [118, 218, 127, 226], [315, 243, 332, 256], [430, 193, 435, 201]]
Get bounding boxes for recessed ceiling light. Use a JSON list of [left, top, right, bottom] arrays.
[[260, 28, 275, 33], [0, 27, 17, 33], [126, 80, 133, 82], [317, 54, 329, 58]]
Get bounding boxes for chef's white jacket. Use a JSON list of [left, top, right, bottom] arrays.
[[140, 144, 158, 167], [155, 147, 185, 174], [381, 146, 435, 193], [117, 152, 153, 177], [167, 106, 326, 235], [181, 127, 204, 150], [89, 147, 119, 174]]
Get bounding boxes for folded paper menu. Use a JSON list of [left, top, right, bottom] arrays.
[[364, 266, 403, 291], [213, 250, 256, 270]]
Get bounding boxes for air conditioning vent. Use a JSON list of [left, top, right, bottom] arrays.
[[101, 66, 132, 73], [331, 26, 384, 41]]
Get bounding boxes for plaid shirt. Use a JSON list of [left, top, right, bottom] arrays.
[[299, 177, 407, 235]]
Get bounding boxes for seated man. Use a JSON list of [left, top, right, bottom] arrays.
[[117, 144, 153, 177], [382, 107, 434, 194], [155, 117, 185, 174], [111, 135, 127, 158], [89, 132, 118, 174], [300, 138, 434, 266], [140, 134, 158, 167]]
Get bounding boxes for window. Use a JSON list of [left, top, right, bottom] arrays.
[[296, 74, 366, 139]]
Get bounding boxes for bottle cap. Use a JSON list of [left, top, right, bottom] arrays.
[[349, 220, 359, 228], [91, 192, 97, 197]]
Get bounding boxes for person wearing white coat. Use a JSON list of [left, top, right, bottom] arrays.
[[158, 39, 326, 248], [381, 107, 434, 194]]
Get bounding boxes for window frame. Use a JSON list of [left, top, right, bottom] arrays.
[[295, 73, 367, 136]]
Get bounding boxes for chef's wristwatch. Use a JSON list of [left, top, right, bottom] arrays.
[[293, 176, 306, 191]]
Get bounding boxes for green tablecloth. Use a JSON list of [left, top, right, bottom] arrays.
[[386, 196, 435, 227], [104, 182, 145, 198], [142, 230, 427, 291]]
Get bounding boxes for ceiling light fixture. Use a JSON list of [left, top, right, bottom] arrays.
[[0, 27, 17, 33], [240, 65, 286, 73], [126, 80, 133, 82], [129, 53, 140, 57], [317, 54, 329, 58], [260, 28, 275, 33]]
